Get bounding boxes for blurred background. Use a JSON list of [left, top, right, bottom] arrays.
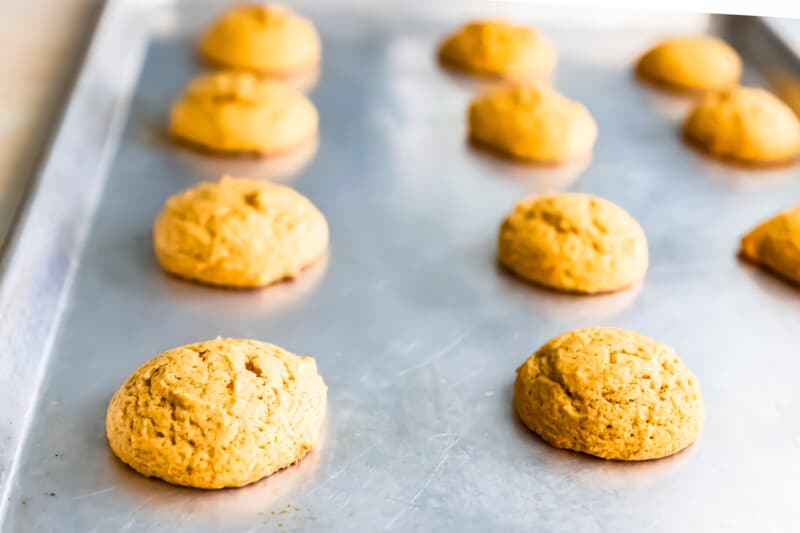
[[0, 0, 102, 245], [0, 0, 797, 250]]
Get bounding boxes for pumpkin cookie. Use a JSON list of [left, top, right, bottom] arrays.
[[514, 327, 704, 461], [169, 71, 318, 157], [439, 20, 555, 78], [469, 83, 597, 163], [498, 193, 648, 293], [683, 87, 800, 164], [200, 3, 320, 75], [636, 36, 741, 92], [741, 205, 800, 285], [154, 176, 328, 289], [106, 338, 327, 489]]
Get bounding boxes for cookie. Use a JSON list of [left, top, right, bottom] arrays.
[[469, 83, 597, 163], [153, 176, 328, 288], [636, 36, 741, 92], [439, 20, 555, 78], [200, 3, 320, 76], [683, 87, 800, 165], [514, 327, 704, 461], [498, 193, 648, 293], [169, 71, 318, 157], [106, 338, 327, 489], [770, 71, 800, 120], [741, 205, 800, 285]]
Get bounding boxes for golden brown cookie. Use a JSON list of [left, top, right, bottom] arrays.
[[106, 338, 327, 489], [439, 20, 555, 79], [514, 327, 704, 461], [153, 176, 328, 289], [683, 87, 800, 165], [498, 193, 648, 293], [469, 83, 597, 163], [200, 3, 320, 76], [770, 71, 800, 119], [169, 71, 318, 157], [741, 205, 800, 285], [636, 36, 741, 93]]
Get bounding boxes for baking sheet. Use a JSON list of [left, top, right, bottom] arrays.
[[2, 1, 800, 531]]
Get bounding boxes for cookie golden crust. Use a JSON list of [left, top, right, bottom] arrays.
[[154, 176, 328, 289], [683, 87, 800, 164], [498, 193, 648, 294], [106, 338, 327, 489], [636, 36, 742, 92], [200, 3, 320, 75], [468, 83, 597, 163], [636, 36, 741, 92], [741, 205, 800, 284], [439, 20, 555, 78], [169, 71, 318, 156], [514, 327, 704, 461]]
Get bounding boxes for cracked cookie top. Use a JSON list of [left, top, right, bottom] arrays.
[[438, 19, 555, 78], [200, 3, 320, 75], [468, 83, 597, 162], [497, 193, 648, 294], [169, 71, 318, 156], [106, 337, 327, 488], [153, 175, 329, 288], [514, 327, 704, 461]]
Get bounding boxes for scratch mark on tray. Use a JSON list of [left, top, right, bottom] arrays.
[[306, 442, 379, 496], [396, 333, 467, 376], [90, 494, 155, 533], [70, 486, 116, 500], [384, 435, 461, 529]]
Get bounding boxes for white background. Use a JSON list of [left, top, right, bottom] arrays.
[[506, 0, 800, 18]]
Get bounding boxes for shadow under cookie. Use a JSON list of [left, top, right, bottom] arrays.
[[738, 250, 800, 291], [497, 263, 644, 322], [157, 250, 330, 292], [198, 52, 322, 92], [633, 63, 729, 96], [510, 397, 698, 466], [506, 380, 698, 489], [681, 128, 799, 169], [468, 136, 593, 168], [495, 262, 643, 326], [466, 138, 590, 191], [106, 435, 323, 517], [170, 132, 320, 162], [496, 259, 642, 297], [172, 135, 319, 183], [438, 52, 554, 84]]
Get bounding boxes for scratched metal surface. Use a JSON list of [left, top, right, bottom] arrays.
[[2, 0, 800, 531]]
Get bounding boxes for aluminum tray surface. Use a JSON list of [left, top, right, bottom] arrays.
[[2, 1, 800, 531]]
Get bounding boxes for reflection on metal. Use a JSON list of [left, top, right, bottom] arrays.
[[2, 0, 800, 531]]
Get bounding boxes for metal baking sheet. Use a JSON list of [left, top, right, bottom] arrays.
[[2, 1, 800, 531]]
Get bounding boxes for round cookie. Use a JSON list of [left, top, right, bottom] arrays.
[[439, 20, 555, 79], [514, 327, 704, 461], [169, 71, 318, 156], [683, 87, 800, 164], [106, 338, 327, 489], [497, 193, 648, 293], [154, 176, 328, 288], [469, 83, 597, 163], [636, 36, 741, 92], [200, 3, 320, 75], [741, 205, 800, 285]]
